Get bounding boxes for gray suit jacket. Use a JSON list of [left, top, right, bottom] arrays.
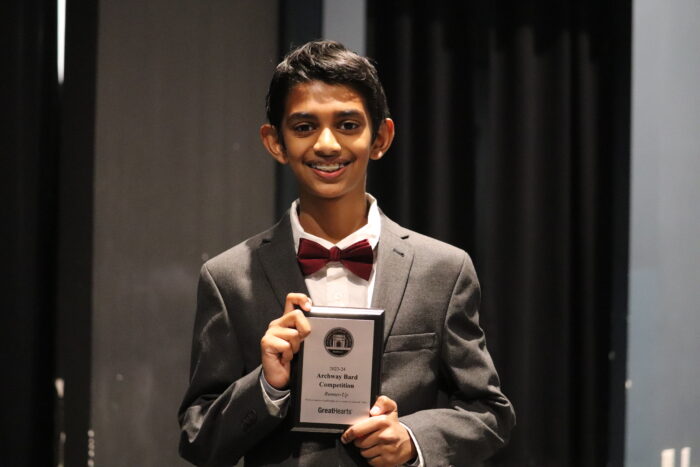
[[178, 213, 515, 466]]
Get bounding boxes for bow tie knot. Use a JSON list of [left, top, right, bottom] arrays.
[[297, 238, 373, 281], [328, 246, 342, 262]]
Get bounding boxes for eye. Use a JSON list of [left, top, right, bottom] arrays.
[[293, 123, 315, 133], [338, 120, 360, 131]]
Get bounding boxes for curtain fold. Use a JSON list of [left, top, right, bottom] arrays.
[[367, 2, 630, 465]]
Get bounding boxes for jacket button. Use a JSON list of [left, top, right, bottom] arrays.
[[242, 409, 257, 432]]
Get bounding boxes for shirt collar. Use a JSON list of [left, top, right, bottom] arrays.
[[290, 193, 381, 253]]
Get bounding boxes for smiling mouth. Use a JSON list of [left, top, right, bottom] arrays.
[[306, 161, 351, 173]]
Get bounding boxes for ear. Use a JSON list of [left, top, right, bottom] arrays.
[[370, 118, 395, 161], [260, 123, 287, 164]]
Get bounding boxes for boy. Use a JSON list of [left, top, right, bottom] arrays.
[[179, 40, 514, 466]]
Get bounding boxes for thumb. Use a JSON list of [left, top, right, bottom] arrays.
[[370, 395, 397, 416]]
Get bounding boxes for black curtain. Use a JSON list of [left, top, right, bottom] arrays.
[[0, 0, 59, 465], [367, 2, 630, 466]]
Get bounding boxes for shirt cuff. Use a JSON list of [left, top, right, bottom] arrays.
[[400, 422, 424, 467], [259, 371, 291, 418]]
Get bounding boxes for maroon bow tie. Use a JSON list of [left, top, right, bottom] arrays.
[[296, 238, 374, 281]]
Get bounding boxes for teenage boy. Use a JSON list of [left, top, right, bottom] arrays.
[[179, 40, 515, 467]]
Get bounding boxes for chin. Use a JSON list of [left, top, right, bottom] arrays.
[[310, 191, 347, 201], [303, 187, 351, 201]]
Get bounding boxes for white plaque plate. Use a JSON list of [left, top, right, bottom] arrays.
[[292, 306, 384, 433]]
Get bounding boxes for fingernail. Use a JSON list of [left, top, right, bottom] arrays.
[[370, 406, 380, 415], [305, 300, 312, 309], [340, 435, 348, 444]]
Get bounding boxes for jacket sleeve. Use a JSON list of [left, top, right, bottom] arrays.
[[178, 263, 285, 467], [399, 253, 516, 466]]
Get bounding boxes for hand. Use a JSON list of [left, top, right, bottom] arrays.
[[341, 395, 417, 467], [260, 293, 312, 389]]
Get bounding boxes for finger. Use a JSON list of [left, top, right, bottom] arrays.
[[272, 309, 311, 339], [341, 416, 388, 444], [261, 335, 294, 361], [356, 426, 400, 450], [353, 431, 380, 450], [265, 327, 303, 353], [283, 293, 312, 314], [370, 395, 398, 416], [359, 443, 384, 460]]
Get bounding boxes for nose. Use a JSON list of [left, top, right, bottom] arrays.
[[313, 127, 341, 156]]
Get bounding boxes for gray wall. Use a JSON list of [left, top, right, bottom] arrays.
[[322, 0, 366, 54], [91, 1, 277, 464], [626, 0, 700, 465]]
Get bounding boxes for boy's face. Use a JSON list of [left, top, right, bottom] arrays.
[[261, 81, 393, 205]]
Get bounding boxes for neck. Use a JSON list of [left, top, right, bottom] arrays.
[[298, 192, 368, 244]]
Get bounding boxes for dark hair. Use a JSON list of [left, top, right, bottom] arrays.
[[265, 40, 390, 140]]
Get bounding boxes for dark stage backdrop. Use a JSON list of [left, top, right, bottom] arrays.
[[2, 0, 632, 465], [3, 0, 278, 465], [0, 1, 59, 465], [367, 2, 631, 466]]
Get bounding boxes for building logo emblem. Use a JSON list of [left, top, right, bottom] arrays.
[[324, 327, 354, 357]]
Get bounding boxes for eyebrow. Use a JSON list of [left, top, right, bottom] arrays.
[[286, 110, 365, 121], [287, 112, 316, 121], [336, 110, 364, 118]]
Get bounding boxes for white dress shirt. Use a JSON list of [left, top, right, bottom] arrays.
[[290, 194, 381, 308]]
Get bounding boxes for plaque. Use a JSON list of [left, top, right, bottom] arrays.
[[291, 306, 384, 433]]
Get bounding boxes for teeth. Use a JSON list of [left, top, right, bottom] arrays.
[[310, 162, 346, 172]]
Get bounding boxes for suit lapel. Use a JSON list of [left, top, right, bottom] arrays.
[[256, 213, 309, 307], [372, 214, 414, 343]]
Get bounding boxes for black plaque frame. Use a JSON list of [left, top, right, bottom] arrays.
[[291, 306, 384, 433]]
